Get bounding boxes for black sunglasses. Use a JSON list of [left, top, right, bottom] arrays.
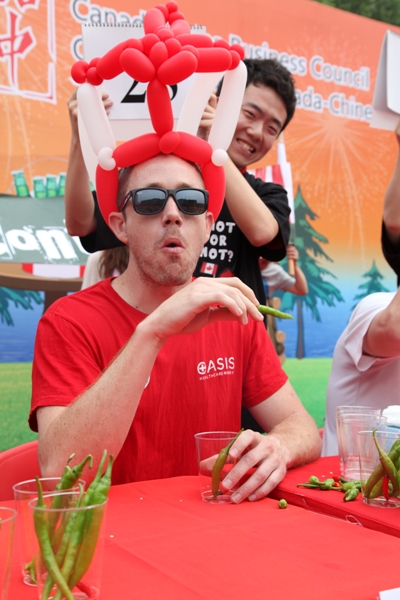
[[119, 187, 209, 215]]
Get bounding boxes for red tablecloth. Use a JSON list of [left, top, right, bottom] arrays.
[[6, 475, 400, 599], [269, 455, 400, 538]]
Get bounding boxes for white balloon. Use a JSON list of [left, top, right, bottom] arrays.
[[177, 72, 223, 135], [98, 147, 116, 171], [212, 149, 228, 166], [208, 61, 247, 151], [77, 83, 116, 155]]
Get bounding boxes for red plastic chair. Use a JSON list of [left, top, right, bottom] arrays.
[[0, 440, 40, 501]]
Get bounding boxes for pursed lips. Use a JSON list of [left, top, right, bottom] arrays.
[[161, 237, 185, 253]]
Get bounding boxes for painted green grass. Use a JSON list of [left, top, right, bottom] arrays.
[[0, 362, 37, 452], [0, 358, 332, 451], [283, 358, 331, 429]]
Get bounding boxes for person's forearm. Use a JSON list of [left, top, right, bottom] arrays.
[[268, 411, 321, 469], [224, 159, 279, 246], [38, 323, 163, 481], [291, 265, 308, 295], [383, 152, 400, 244], [64, 136, 97, 237]]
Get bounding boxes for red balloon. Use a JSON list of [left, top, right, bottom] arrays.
[[196, 48, 232, 73], [96, 165, 119, 222], [229, 50, 241, 70], [170, 19, 190, 36], [169, 11, 186, 23], [181, 45, 199, 60], [157, 51, 197, 85], [126, 39, 144, 52], [141, 33, 160, 56], [174, 133, 212, 164], [147, 79, 174, 135], [154, 4, 169, 19], [230, 44, 245, 60], [166, 1, 179, 13], [71, 60, 88, 84], [201, 160, 226, 221], [120, 48, 155, 82], [96, 42, 129, 80], [89, 57, 100, 68], [154, 26, 173, 41], [165, 38, 181, 57], [159, 131, 181, 154], [214, 39, 230, 50], [176, 34, 213, 48], [149, 41, 169, 70], [144, 7, 166, 34], [86, 66, 103, 86], [113, 134, 160, 168]]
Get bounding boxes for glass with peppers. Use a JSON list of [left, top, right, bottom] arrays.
[[0, 506, 17, 600], [358, 428, 400, 508], [194, 431, 244, 503]]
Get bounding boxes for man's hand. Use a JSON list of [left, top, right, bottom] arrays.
[[138, 277, 264, 346], [286, 244, 299, 262], [220, 429, 289, 503], [197, 93, 218, 141]]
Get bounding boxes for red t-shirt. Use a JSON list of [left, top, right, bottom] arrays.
[[31, 279, 288, 484]]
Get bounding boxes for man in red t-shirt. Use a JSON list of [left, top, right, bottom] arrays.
[[31, 154, 321, 502]]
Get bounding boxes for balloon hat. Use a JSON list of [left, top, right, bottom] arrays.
[[71, 1, 246, 225]]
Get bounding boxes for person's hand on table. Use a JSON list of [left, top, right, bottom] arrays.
[[220, 429, 288, 503]]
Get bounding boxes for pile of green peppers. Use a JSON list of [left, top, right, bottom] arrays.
[[363, 431, 400, 501], [32, 449, 113, 599], [297, 475, 361, 501]]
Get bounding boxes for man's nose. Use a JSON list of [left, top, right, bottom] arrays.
[[162, 196, 183, 226], [248, 119, 263, 139]]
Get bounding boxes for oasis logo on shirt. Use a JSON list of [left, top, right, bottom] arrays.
[[197, 357, 235, 380]]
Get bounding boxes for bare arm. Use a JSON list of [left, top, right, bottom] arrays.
[[285, 245, 308, 295], [224, 158, 280, 246], [36, 277, 263, 481], [64, 89, 112, 237], [363, 288, 400, 358], [383, 121, 400, 245], [219, 379, 321, 502]]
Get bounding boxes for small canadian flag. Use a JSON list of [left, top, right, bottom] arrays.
[[200, 262, 218, 276]]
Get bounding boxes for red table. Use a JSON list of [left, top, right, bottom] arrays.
[[6, 475, 400, 599], [269, 455, 400, 538]]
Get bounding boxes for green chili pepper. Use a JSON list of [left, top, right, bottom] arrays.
[[341, 481, 361, 492], [308, 476, 320, 485], [319, 478, 335, 490], [344, 487, 359, 502], [210, 429, 244, 498], [297, 483, 320, 489], [41, 485, 85, 600], [68, 455, 114, 591], [372, 430, 400, 495], [278, 499, 288, 509], [257, 305, 294, 320], [33, 477, 74, 600], [364, 439, 400, 498], [52, 451, 108, 600]]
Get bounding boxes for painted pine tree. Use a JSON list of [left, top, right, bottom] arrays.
[[277, 185, 344, 358], [0, 288, 42, 326], [352, 260, 389, 310]]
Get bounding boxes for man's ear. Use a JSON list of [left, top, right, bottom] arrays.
[[108, 212, 128, 245], [204, 211, 214, 244]]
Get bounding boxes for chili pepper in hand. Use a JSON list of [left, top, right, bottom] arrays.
[[33, 477, 74, 600], [257, 305, 294, 320], [210, 429, 244, 498]]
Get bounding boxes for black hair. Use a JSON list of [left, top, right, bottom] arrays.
[[217, 58, 296, 131]]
